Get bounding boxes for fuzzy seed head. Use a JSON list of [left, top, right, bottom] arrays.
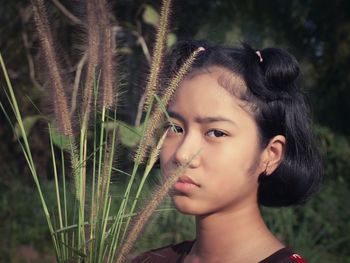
[[31, 0, 73, 136], [143, 0, 172, 112], [134, 47, 203, 163], [114, 156, 195, 263]]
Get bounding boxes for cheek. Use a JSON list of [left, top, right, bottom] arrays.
[[159, 145, 174, 168], [206, 140, 260, 175], [205, 144, 243, 167]]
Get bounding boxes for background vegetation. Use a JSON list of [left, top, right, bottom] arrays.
[[0, 0, 349, 262]]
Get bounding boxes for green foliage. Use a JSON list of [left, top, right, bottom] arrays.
[[50, 127, 71, 151], [314, 125, 350, 183], [143, 5, 159, 27], [142, 4, 177, 48], [106, 120, 143, 148], [14, 115, 44, 140], [262, 177, 350, 262], [0, 180, 56, 262], [167, 33, 177, 48], [1, 0, 191, 261]]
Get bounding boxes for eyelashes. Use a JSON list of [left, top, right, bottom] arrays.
[[206, 130, 227, 138], [163, 123, 228, 138], [163, 123, 183, 134]]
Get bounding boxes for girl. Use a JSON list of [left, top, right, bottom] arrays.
[[132, 40, 322, 263]]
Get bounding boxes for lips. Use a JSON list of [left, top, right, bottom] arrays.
[[173, 175, 200, 193], [177, 175, 200, 186]]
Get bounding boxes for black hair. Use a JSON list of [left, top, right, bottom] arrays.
[[163, 40, 323, 207]]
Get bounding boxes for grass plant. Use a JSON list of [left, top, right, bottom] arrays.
[[0, 0, 203, 262]]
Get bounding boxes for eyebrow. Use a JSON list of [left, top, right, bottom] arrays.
[[167, 110, 237, 126]]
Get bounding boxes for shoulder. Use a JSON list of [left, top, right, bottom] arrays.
[[130, 240, 194, 263], [260, 247, 308, 263]]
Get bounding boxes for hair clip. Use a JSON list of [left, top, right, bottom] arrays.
[[255, 50, 263, 63]]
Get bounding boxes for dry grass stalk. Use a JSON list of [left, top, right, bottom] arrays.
[[98, 134, 113, 207], [148, 130, 168, 169], [97, 0, 116, 108], [115, 157, 194, 263], [82, 0, 116, 126], [101, 26, 115, 108], [134, 47, 204, 164], [31, 0, 73, 135], [143, 0, 172, 112], [82, 0, 101, 128], [70, 140, 81, 201], [161, 47, 205, 105], [32, 0, 81, 201]]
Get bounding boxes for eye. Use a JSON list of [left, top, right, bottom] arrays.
[[164, 123, 183, 134], [206, 129, 227, 138]]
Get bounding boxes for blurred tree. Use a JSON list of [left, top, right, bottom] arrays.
[[172, 0, 350, 135]]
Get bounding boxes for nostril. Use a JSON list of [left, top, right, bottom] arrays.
[[173, 154, 189, 167], [173, 135, 202, 167], [174, 149, 201, 169]]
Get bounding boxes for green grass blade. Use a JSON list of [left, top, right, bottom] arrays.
[[1, 52, 60, 257]]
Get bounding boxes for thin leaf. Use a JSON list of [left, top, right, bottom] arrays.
[[14, 115, 42, 140], [51, 126, 71, 150], [167, 33, 177, 47], [142, 5, 159, 27]]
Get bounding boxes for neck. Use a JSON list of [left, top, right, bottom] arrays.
[[187, 203, 284, 263]]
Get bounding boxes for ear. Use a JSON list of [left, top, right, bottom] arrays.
[[260, 135, 286, 176]]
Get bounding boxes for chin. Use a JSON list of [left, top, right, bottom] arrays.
[[172, 196, 204, 215]]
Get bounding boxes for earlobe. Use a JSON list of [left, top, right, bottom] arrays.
[[262, 135, 286, 176]]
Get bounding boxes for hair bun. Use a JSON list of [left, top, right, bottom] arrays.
[[261, 48, 300, 91]]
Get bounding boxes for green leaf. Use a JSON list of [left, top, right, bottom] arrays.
[[167, 33, 177, 47], [105, 120, 142, 148], [142, 5, 159, 27], [50, 127, 71, 151], [119, 122, 142, 147], [14, 115, 42, 140]]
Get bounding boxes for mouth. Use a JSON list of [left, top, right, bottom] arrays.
[[178, 175, 199, 186], [174, 175, 200, 192]]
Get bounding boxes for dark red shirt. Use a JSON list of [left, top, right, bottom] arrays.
[[131, 240, 307, 263]]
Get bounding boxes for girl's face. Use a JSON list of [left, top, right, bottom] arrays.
[[160, 67, 267, 216]]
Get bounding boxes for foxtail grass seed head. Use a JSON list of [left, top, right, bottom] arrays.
[[134, 47, 204, 163], [115, 150, 200, 263], [96, 0, 116, 108], [82, 0, 117, 125], [147, 129, 168, 169], [143, 0, 172, 112], [28, 0, 203, 260], [69, 141, 81, 201], [161, 47, 205, 104], [31, 0, 73, 136], [133, 107, 163, 164], [101, 26, 115, 108], [82, 0, 101, 128], [99, 136, 113, 203]]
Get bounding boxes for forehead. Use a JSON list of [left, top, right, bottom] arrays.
[[182, 66, 246, 97], [168, 67, 255, 120], [169, 66, 247, 108]]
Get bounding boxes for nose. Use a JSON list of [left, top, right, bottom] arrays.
[[173, 133, 201, 168]]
